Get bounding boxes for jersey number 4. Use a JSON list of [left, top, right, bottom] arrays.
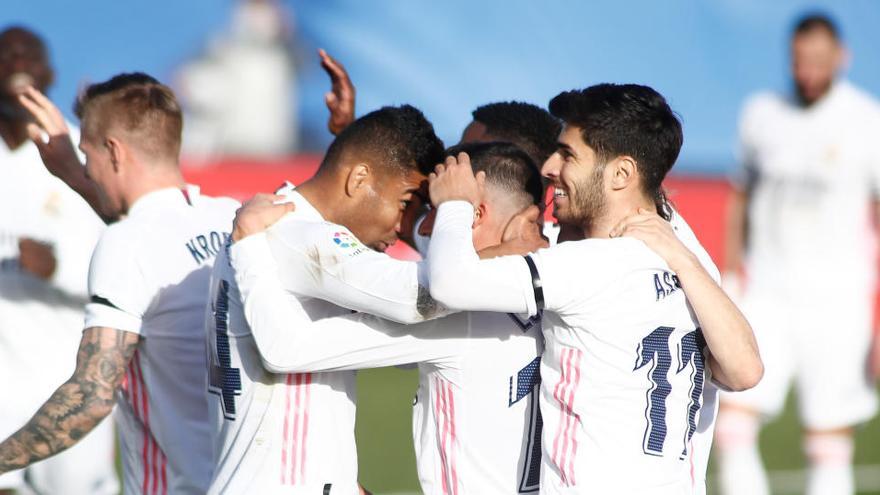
[[633, 326, 706, 459], [208, 279, 242, 420]]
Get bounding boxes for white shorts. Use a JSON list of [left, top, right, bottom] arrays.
[[722, 288, 878, 430]]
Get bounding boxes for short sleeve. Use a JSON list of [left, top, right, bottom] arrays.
[[530, 239, 623, 316], [83, 225, 152, 334]]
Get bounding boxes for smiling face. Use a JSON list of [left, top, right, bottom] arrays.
[[346, 167, 426, 252], [541, 124, 607, 231]]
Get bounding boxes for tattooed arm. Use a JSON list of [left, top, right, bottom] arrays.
[[0, 327, 139, 474]]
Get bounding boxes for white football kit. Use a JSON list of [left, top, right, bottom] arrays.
[[229, 229, 545, 494], [0, 127, 117, 494], [730, 79, 880, 428], [428, 201, 720, 494], [206, 190, 445, 494], [84, 186, 239, 494]]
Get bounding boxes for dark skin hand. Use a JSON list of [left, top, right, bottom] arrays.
[[17, 238, 56, 280], [0, 327, 139, 474], [319, 48, 356, 136]]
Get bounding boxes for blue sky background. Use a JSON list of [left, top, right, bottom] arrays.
[[3, 0, 879, 174]]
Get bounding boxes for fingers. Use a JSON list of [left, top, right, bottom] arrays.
[[18, 86, 67, 135], [25, 122, 46, 146], [521, 204, 541, 224]]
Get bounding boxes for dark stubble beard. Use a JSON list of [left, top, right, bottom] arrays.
[[568, 162, 607, 237]]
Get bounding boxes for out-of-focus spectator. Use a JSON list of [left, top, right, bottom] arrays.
[[0, 25, 117, 495], [177, 0, 297, 160], [717, 13, 880, 495]]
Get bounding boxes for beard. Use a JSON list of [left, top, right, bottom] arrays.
[[556, 163, 606, 234]]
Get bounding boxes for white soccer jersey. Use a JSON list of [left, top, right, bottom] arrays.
[[736, 79, 880, 297], [428, 201, 720, 494], [0, 126, 105, 422], [206, 190, 445, 494], [84, 186, 239, 494], [230, 231, 544, 494]]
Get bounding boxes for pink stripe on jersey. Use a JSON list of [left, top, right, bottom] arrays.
[[299, 373, 312, 483], [433, 377, 450, 495], [290, 374, 303, 485], [281, 373, 311, 486], [446, 380, 459, 495], [551, 348, 583, 486], [565, 350, 583, 486], [161, 452, 168, 495], [689, 440, 695, 487], [281, 373, 294, 485]]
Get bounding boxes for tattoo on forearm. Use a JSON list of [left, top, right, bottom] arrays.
[[0, 328, 139, 473]]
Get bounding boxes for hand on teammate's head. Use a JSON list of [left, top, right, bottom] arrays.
[[232, 193, 296, 242], [319, 48, 356, 136], [427, 152, 485, 210]]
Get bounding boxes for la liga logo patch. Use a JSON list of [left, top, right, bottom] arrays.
[[333, 231, 361, 250]]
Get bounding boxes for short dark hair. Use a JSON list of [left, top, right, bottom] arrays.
[[74, 72, 183, 161], [320, 104, 445, 178], [471, 101, 561, 166], [445, 141, 543, 211], [548, 84, 682, 219], [793, 12, 840, 41]]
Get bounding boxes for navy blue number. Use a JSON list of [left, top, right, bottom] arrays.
[[677, 330, 706, 458], [208, 279, 242, 420], [634, 327, 706, 457], [634, 326, 675, 456], [510, 356, 542, 493]]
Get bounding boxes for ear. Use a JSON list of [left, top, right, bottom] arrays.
[[472, 201, 488, 229], [837, 45, 851, 72], [609, 155, 637, 191], [344, 163, 371, 198], [105, 136, 125, 173]]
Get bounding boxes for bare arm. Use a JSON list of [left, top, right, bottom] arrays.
[[612, 210, 763, 391], [18, 86, 117, 223], [0, 327, 139, 473]]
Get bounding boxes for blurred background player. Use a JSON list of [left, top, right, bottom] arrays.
[[0, 25, 117, 495], [177, 0, 298, 160], [0, 73, 239, 493], [718, 13, 880, 495]]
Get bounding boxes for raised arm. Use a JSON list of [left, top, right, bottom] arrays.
[[0, 327, 138, 473], [319, 49, 356, 136], [230, 235, 462, 373], [611, 210, 763, 391], [18, 86, 117, 223], [426, 153, 537, 315]]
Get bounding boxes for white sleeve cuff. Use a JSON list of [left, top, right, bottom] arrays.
[[84, 302, 142, 334]]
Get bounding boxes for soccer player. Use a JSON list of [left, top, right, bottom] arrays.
[[0, 73, 239, 494], [224, 141, 546, 494], [425, 84, 763, 493], [718, 13, 880, 495], [205, 104, 446, 494], [0, 26, 117, 494]]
